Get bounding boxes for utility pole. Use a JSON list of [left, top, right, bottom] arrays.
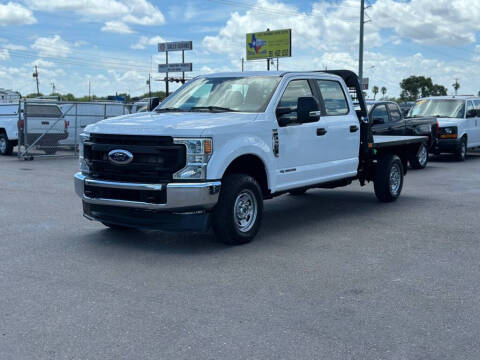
[[51, 81, 56, 95], [88, 80, 91, 101], [241, 57, 244, 72], [33, 66, 40, 95], [147, 73, 151, 97], [359, 0, 365, 82], [276, 58, 279, 71]]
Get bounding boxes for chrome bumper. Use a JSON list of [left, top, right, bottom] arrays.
[[74, 173, 221, 211]]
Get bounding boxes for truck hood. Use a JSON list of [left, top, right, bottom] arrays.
[[85, 111, 258, 137], [436, 118, 460, 127]]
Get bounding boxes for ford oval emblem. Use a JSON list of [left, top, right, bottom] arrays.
[[108, 149, 133, 165]]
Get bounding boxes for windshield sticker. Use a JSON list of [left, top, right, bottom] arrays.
[[416, 100, 426, 105]]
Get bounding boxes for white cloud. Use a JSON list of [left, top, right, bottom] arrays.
[[370, 0, 480, 46], [26, 0, 165, 30], [131, 36, 165, 50], [101, 21, 134, 34], [31, 58, 55, 68], [0, 49, 10, 61], [0, 2, 36, 25], [31, 35, 71, 58]]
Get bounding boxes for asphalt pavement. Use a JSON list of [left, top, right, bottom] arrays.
[[1, 152, 480, 359]]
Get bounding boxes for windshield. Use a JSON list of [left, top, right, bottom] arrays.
[[409, 99, 465, 118], [157, 76, 280, 113]]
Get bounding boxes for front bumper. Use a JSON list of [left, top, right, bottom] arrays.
[[74, 173, 221, 231], [437, 138, 460, 152], [74, 173, 221, 211]]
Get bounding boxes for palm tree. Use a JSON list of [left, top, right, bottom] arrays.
[[372, 86, 379, 100], [381, 87, 387, 99]]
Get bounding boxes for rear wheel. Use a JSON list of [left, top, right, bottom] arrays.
[[212, 174, 263, 245], [454, 137, 467, 161], [0, 133, 13, 156], [44, 148, 57, 155], [409, 143, 428, 169], [374, 154, 404, 202]]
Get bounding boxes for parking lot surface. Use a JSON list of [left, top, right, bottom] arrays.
[[1, 153, 480, 359]]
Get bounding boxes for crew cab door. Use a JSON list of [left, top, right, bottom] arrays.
[[386, 103, 405, 135], [315, 79, 359, 177], [274, 78, 329, 190]]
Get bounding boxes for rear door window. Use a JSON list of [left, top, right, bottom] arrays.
[[316, 80, 349, 115], [25, 105, 62, 117], [371, 105, 389, 123], [387, 103, 402, 121]]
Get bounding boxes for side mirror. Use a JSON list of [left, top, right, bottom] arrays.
[[373, 117, 385, 125], [297, 96, 320, 123], [147, 97, 160, 111], [276, 107, 292, 118], [466, 109, 478, 118]]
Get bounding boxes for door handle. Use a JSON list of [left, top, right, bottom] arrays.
[[317, 128, 327, 136], [350, 125, 359, 132]]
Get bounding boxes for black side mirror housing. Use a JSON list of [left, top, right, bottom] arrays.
[[373, 117, 385, 125], [466, 109, 478, 118], [147, 97, 160, 111], [297, 96, 320, 123]]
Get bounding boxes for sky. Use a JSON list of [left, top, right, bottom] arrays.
[[1, 0, 480, 98]]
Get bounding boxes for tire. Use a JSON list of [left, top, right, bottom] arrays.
[[374, 154, 404, 202], [454, 137, 467, 162], [409, 143, 428, 169], [0, 133, 13, 156], [212, 174, 263, 245], [44, 148, 57, 155], [289, 188, 307, 196], [101, 222, 132, 231]]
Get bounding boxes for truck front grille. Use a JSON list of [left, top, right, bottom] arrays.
[[84, 134, 186, 183]]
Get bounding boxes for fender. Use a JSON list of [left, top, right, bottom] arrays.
[[0, 115, 19, 141], [207, 134, 275, 190]]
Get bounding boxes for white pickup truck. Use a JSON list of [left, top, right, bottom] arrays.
[[75, 70, 426, 245], [0, 102, 68, 155], [408, 95, 480, 161]]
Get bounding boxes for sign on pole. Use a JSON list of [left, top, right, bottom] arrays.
[[246, 29, 291, 60], [158, 41, 193, 52], [158, 63, 192, 73], [361, 77, 369, 90]]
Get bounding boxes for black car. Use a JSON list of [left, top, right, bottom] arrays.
[[367, 101, 438, 169]]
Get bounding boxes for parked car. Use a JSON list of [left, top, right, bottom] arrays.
[[0, 102, 68, 155], [367, 100, 438, 169], [408, 96, 480, 161], [74, 70, 426, 245]]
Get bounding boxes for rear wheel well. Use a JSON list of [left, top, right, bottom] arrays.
[[223, 155, 269, 198], [0, 128, 6, 136]]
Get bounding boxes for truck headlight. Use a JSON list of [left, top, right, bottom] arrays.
[[440, 126, 457, 139], [173, 138, 212, 180], [79, 133, 90, 175]]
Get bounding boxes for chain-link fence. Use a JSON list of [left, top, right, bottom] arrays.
[[17, 100, 132, 159]]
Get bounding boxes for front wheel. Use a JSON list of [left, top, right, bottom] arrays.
[[0, 133, 13, 156], [409, 143, 428, 169], [374, 154, 404, 202], [454, 137, 467, 162], [212, 174, 263, 245]]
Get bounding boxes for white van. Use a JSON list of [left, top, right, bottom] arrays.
[[409, 96, 480, 161]]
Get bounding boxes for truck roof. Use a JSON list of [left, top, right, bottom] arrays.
[[200, 70, 344, 79], [419, 95, 480, 101]]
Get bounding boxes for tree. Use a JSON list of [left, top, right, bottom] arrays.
[[477, 91, 480, 97], [399, 76, 447, 101], [381, 86, 387, 99], [452, 79, 460, 95], [372, 86, 379, 100]]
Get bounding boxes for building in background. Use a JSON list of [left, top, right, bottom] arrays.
[[0, 89, 20, 103]]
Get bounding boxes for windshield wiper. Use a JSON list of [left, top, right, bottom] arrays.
[[156, 107, 189, 112], [190, 106, 238, 112]]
